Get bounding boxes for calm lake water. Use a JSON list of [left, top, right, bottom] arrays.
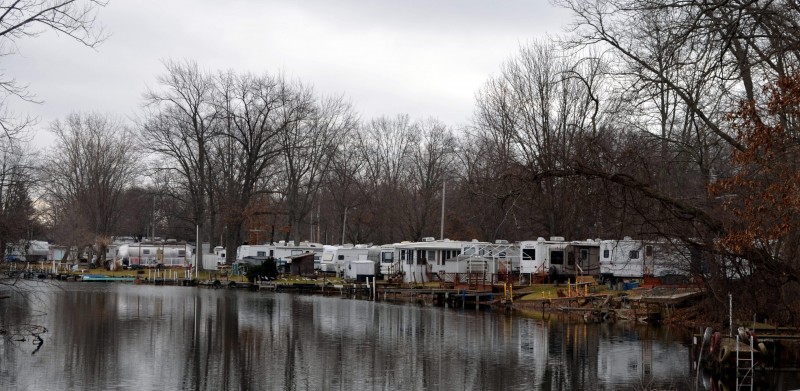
[[0, 282, 798, 390]]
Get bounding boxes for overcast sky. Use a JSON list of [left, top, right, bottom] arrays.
[[5, 0, 571, 149]]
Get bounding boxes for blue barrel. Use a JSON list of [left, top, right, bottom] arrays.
[[623, 281, 639, 290]]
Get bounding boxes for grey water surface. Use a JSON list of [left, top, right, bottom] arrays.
[[0, 282, 770, 390]]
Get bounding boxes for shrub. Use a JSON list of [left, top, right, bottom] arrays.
[[246, 257, 279, 282]]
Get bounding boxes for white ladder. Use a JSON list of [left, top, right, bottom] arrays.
[[736, 334, 754, 391]]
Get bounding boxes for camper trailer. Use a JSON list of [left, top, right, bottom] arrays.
[[237, 241, 323, 271], [319, 245, 378, 276], [5, 240, 49, 262], [395, 238, 463, 283], [377, 244, 399, 280], [519, 237, 568, 281], [600, 238, 694, 285], [117, 241, 194, 268], [441, 240, 518, 284]]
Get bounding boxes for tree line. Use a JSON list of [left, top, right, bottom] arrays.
[[3, 0, 800, 324]]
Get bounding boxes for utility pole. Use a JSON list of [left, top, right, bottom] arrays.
[[440, 177, 445, 240], [341, 206, 348, 245]]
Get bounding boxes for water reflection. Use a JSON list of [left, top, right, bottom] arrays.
[[0, 283, 745, 390]]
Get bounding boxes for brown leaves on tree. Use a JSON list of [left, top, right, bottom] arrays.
[[712, 74, 800, 256], [709, 73, 800, 325]]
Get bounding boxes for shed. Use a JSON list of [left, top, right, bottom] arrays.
[[288, 253, 315, 276]]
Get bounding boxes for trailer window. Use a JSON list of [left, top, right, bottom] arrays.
[[257, 251, 266, 257], [402, 250, 413, 265], [645, 245, 653, 257], [178, 250, 186, 257], [337, 255, 344, 261], [382, 252, 394, 263], [603, 249, 609, 258], [441, 250, 455, 264], [522, 248, 536, 261], [551, 250, 564, 265], [143, 249, 150, 255], [629, 250, 639, 259]]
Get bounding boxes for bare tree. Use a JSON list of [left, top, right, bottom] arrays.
[[210, 71, 315, 261], [323, 128, 365, 244], [0, 144, 37, 261], [0, 0, 107, 142], [41, 112, 138, 265], [277, 94, 355, 243], [500, 0, 800, 323], [398, 119, 457, 241], [142, 60, 220, 270], [471, 41, 607, 240], [549, 2, 800, 239], [351, 114, 417, 243]]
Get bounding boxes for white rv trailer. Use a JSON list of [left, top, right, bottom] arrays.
[[442, 240, 519, 283], [395, 238, 463, 283], [117, 242, 194, 267], [557, 239, 601, 280], [237, 241, 323, 271], [519, 237, 569, 280], [5, 240, 49, 262], [319, 245, 378, 276], [319, 245, 340, 273], [377, 244, 399, 279], [599, 237, 690, 284]]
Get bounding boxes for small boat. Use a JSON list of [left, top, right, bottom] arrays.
[[81, 274, 136, 282], [697, 327, 768, 373]]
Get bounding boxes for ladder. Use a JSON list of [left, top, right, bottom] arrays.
[[736, 334, 754, 391]]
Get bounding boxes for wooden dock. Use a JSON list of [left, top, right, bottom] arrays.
[[380, 288, 497, 308]]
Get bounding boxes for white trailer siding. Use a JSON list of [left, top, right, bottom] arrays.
[[519, 238, 568, 278], [599, 238, 689, 281], [344, 260, 375, 281], [237, 242, 323, 270], [378, 245, 399, 279], [118, 243, 193, 267], [396, 239, 464, 283], [319, 245, 373, 276], [600, 239, 648, 279]]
